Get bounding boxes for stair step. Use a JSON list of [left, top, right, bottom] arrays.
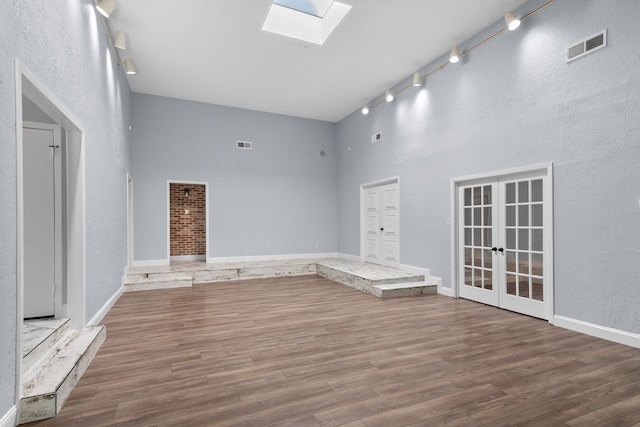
[[23, 319, 71, 374], [124, 272, 192, 291], [315, 260, 425, 297], [20, 325, 106, 424], [372, 282, 437, 298]]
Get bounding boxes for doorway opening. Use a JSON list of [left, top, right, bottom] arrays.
[[451, 164, 554, 321], [167, 181, 208, 263], [360, 177, 400, 268], [16, 61, 87, 409]]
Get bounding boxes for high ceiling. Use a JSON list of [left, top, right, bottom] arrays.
[[109, 0, 530, 122]]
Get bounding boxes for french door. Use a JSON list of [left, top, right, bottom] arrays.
[[457, 167, 552, 320], [362, 180, 400, 268]]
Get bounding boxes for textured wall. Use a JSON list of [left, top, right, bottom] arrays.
[[337, 0, 640, 334], [0, 0, 132, 417], [132, 93, 337, 261]]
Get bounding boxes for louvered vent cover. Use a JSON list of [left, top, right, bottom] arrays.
[[567, 30, 607, 63], [237, 141, 252, 150]]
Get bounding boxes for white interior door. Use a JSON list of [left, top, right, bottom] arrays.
[[23, 125, 61, 318], [364, 182, 399, 267], [457, 168, 552, 320]]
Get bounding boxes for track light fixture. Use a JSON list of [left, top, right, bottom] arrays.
[[124, 58, 137, 75], [505, 11, 521, 30], [358, 1, 555, 118], [114, 31, 127, 50], [412, 72, 422, 87], [449, 46, 461, 64], [385, 90, 394, 102], [96, 0, 116, 18]]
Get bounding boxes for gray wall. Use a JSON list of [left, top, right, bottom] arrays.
[[337, 0, 640, 334], [0, 0, 132, 417], [132, 94, 337, 261]]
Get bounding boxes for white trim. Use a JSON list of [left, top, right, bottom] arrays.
[[133, 259, 170, 267], [207, 252, 338, 264], [127, 173, 134, 269], [166, 180, 209, 264], [452, 163, 553, 185], [337, 252, 360, 262], [0, 406, 16, 427], [361, 175, 400, 189], [87, 285, 123, 326], [554, 315, 640, 349], [399, 263, 430, 278], [438, 284, 455, 297]]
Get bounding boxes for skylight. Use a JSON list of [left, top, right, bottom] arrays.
[[262, 0, 352, 45]]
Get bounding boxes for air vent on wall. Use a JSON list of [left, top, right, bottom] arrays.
[[236, 141, 252, 150], [566, 30, 607, 63]]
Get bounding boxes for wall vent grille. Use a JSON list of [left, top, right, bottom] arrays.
[[566, 30, 607, 63], [237, 141, 252, 150]]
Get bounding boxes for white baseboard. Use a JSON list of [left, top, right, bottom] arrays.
[[207, 252, 338, 264], [133, 259, 170, 267], [554, 315, 640, 349], [87, 285, 124, 326], [337, 252, 360, 262], [437, 283, 455, 297], [0, 406, 16, 427], [399, 263, 431, 278]]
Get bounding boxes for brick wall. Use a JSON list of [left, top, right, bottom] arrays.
[[170, 183, 206, 256]]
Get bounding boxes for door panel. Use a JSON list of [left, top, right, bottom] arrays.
[[23, 127, 56, 318], [458, 172, 550, 320], [363, 182, 400, 267]]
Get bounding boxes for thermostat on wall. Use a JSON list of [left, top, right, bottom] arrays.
[[371, 132, 382, 143]]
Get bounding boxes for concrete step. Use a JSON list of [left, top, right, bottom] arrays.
[[20, 325, 106, 424], [23, 319, 71, 374], [315, 260, 425, 297], [193, 262, 316, 284], [124, 272, 192, 291], [372, 282, 438, 298]]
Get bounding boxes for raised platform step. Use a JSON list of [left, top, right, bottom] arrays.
[[372, 281, 438, 298], [124, 272, 193, 291], [20, 325, 106, 424], [23, 318, 71, 374], [126, 258, 437, 299]]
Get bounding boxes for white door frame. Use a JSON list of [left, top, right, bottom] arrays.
[[166, 180, 209, 263], [127, 174, 134, 269], [360, 176, 400, 266], [450, 163, 554, 322], [16, 61, 87, 410], [23, 121, 63, 318]]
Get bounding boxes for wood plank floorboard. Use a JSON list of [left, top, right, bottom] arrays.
[[28, 275, 640, 426]]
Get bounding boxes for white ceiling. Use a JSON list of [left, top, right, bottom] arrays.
[[109, 0, 530, 122]]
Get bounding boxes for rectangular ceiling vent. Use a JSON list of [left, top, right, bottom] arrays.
[[566, 30, 607, 63], [236, 141, 252, 150]]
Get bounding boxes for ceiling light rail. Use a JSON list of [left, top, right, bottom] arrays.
[[94, 0, 137, 75], [361, 0, 555, 115]]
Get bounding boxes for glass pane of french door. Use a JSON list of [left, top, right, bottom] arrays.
[[459, 182, 498, 307], [500, 177, 546, 318]]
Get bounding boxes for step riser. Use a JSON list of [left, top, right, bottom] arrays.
[[194, 264, 316, 284], [20, 326, 106, 424], [316, 264, 375, 294], [377, 286, 437, 298], [124, 279, 192, 292]]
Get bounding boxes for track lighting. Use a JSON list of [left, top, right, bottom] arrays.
[[505, 11, 521, 30], [124, 58, 137, 75], [412, 72, 422, 87], [114, 31, 127, 50], [362, 104, 369, 115], [385, 90, 394, 102], [96, 0, 116, 18], [449, 46, 460, 63]]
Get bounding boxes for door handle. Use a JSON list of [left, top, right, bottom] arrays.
[[492, 247, 504, 252], [380, 227, 384, 232]]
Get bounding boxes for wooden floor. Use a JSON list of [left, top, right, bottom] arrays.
[[30, 275, 640, 426]]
